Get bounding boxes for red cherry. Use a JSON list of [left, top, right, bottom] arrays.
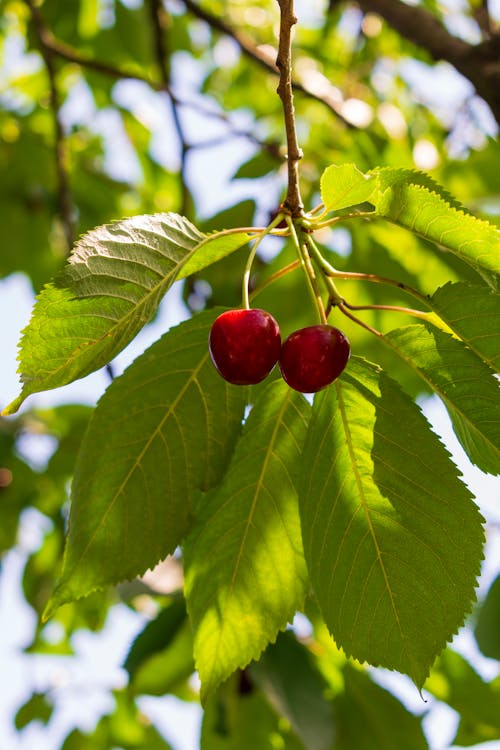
[[279, 325, 350, 393], [209, 309, 281, 385]]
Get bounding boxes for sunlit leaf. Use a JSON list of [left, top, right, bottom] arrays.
[[320, 163, 377, 212], [430, 281, 500, 373], [184, 380, 310, 703], [300, 357, 484, 687], [384, 323, 500, 474], [369, 168, 500, 279], [44, 311, 246, 617], [4, 214, 250, 414]]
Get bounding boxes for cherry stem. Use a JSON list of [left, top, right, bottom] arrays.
[[242, 213, 287, 309], [287, 218, 327, 324], [250, 259, 301, 301], [306, 235, 344, 305]]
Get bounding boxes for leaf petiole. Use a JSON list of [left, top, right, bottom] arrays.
[[287, 218, 327, 324]]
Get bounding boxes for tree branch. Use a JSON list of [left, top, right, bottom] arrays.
[[35, 32, 157, 88], [31, 25, 283, 168], [25, 0, 75, 250], [180, 0, 353, 126], [356, 0, 500, 125], [149, 0, 192, 216], [276, 0, 303, 216]]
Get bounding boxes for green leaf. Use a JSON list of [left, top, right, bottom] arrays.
[[201, 677, 304, 750], [249, 631, 335, 750], [430, 281, 500, 373], [43, 310, 247, 618], [15, 692, 53, 730], [474, 574, 500, 661], [369, 167, 500, 279], [300, 357, 484, 688], [184, 380, 310, 703], [320, 163, 377, 212], [124, 597, 187, 678], [384, 323, 500, 475], [61, 690, 173, 750], [232, 151, 277, 180], [131, 619, 195, 696], [334, 664, 428, 750], [4, 214, 250, 414], [426, 649, 500, 745]]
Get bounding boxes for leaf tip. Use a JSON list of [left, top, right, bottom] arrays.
[[1, 394, 25, 416]]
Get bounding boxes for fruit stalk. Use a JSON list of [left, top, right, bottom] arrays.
[[276, 0, 303, 217], [287, 219, 328, 324]]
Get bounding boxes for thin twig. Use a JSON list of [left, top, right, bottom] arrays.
[[180, 0, 352, 126], [40, 35, 155, 86], [25, 0, 75, 250], [276, 0, 304, 216], [356, 0, 500, 125], [149, 0, 192, 216], [38, 26, 284, 168]]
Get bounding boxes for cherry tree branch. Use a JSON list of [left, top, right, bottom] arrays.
[[149, 0, 192, 215], [24, 0, 75, 250], [179, 0, 352, 125], [28, 24, 283, 165], [276, 0, 304, 217], [355, 0, 500, 124]]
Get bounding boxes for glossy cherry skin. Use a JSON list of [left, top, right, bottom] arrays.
[[279, 325, 350, 393], [209, 309, 281, 385]]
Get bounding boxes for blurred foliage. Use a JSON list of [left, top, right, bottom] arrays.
[[1, 0, 499, 748]]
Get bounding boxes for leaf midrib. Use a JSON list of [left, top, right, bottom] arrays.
[[205, 390, 292, 683], [335, 379, 408, 657], [68, 350, 210, 579], [375, 183, 499, 273]]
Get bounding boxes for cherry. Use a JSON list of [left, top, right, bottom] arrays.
[[209, 308, 281, 385], [279, 325, 350, 393]]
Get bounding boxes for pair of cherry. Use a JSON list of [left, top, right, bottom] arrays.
[[209, 308, 350, 394]]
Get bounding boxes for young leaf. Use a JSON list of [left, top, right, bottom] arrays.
[[384, 323, 500, 475], [43, 310, 247, 618], [320, 163, 377, 212], [4, 213, 250, 414], [184, 380, 310, 704], [369, 168, 500, 279], [429, 281, 500, 373], [300, 357, 484, 688]]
